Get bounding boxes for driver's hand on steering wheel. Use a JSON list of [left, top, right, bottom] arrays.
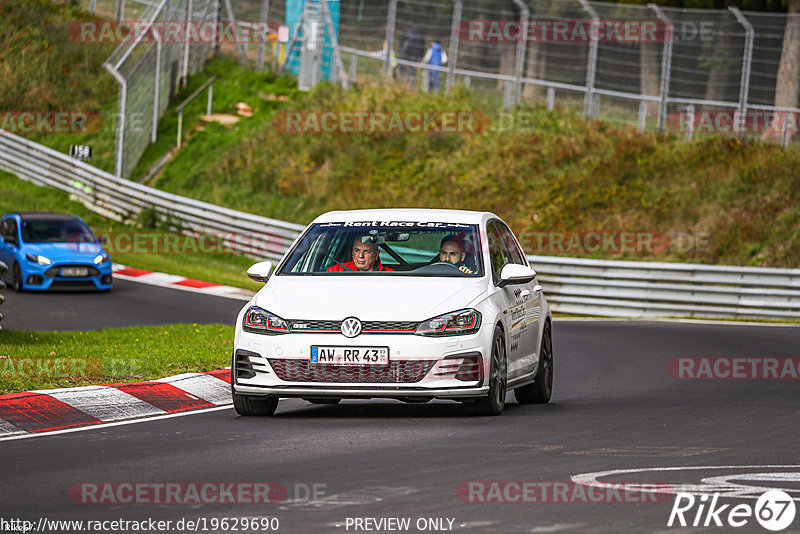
[[458, 265, 472, 274]]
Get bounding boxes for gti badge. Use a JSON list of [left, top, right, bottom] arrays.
[[340, 317, 362, 338]]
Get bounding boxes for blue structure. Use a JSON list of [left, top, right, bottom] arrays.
[[285, 0, 340, 83]]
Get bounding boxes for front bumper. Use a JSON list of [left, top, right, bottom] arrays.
[[21, 260, 112, 291], [232, 327, 493, 400]]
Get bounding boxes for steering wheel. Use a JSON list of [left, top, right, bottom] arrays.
[[413, 262, 465, 274], [433, 261, 463, 271]]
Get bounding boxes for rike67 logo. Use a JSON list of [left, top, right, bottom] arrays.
[[669, 490, 796, 531]]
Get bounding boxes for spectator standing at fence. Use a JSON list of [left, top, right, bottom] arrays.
[[422, 40, 447, 93], [398, 23, 425, 85]]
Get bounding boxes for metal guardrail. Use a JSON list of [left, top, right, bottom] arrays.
[[1, 128, 798, 320], [529, 256, 800, 320], [0, 261, 6, 330]]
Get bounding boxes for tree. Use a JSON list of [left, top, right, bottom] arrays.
[[765, 0, 800, 142]]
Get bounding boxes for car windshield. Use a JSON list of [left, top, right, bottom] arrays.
[[278, 221, 483, 276], [20, 219, 96, 243]]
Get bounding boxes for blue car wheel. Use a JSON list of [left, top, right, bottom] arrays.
[[12, 262, 22, 292]]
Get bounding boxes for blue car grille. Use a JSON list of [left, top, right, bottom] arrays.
[[44, 265, 100, 278]]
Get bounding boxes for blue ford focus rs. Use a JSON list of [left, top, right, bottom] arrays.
[[0, 212, 112, 292]]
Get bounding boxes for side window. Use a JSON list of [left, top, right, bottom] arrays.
[[488, 221, 513, 283], [2, 219, 17, 242], [497, 222, 527, 266]]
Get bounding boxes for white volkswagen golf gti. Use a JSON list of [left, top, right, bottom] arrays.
[[231, 209, 553, 416]]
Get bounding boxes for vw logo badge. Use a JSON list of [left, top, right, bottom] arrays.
[[341, 317, 362, 338]]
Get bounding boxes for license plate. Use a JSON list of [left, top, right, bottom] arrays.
[[310, 346, 389, 366], [60, 267, 89, 277]]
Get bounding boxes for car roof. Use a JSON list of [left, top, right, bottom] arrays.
[[3, 212, 81, 222], [310, 208, 497, 225]]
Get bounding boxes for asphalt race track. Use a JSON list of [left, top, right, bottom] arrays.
[[1, 281, 799, 534], [0, 279, 244, 331]]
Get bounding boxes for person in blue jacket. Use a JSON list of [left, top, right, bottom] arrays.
[[422, 40, 448, 93]]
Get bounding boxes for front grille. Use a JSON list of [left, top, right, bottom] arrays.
[[362, 321, 418, 332], [287, 320, 417, 334], [268, 359, 436, 383], [49, 281, 97, 288], [44, 265, 100, 278], [289, 320, 339, 332]]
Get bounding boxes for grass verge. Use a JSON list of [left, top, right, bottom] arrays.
[[0, 324, 233, 394]]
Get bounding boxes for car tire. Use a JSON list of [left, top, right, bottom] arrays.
[[515, 322, 553, 404], [231, 383, 279, 416], [11, 263, 22, 293], [465, 326, 506, 416]]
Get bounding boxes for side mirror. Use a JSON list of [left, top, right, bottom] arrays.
[[497, 264, 536, 288], [247, 261, 274, 283]]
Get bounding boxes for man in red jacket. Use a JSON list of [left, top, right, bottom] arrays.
[[327, 235, 394, 272]]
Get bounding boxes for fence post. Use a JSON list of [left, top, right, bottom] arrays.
[[638, 100, 648, 132], [446, 0, 462, 93], [577, 0, 599, 118], [223, 0, 247, 61], [349, 54, 358, 81], [207, 80, 213, 116], [320, 0, 349, 89], [685, 104, 694, 141], [257, 0, 271, 70], [546, 87, 555, 110], [782, 114, 792, 147], [105, 65, 127, 177], [152, 27, 163, 143], [116, 0, 124, 23], [181, 0, 194, 87], [729, 7, 754, 116], [511, 0, 529, 107], [177, 110, 183, 148], [649, 4, 673, 132], [91, 0, 96, 12], [384, 0, 398, 77]]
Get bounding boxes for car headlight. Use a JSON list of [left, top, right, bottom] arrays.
[[26, 253, 51, 266], [243, 306, 290, 335], [415, 309, 481, 337], [94, 252, 110, 265]]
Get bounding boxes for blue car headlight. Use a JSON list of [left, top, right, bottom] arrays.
[[94, 251, 110, 265], [26, 253, 51, 266]]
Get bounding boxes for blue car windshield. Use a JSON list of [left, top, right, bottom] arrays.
[[21, 220, 96, 243], [279, 222, 483, 276]]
